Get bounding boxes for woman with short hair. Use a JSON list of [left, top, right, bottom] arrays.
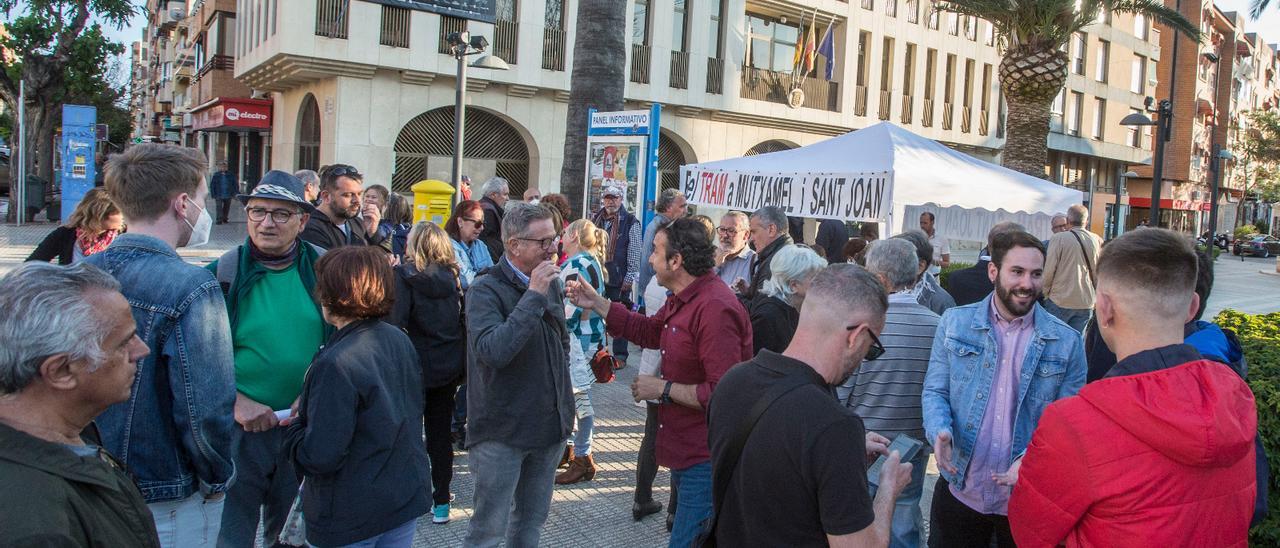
[[388, 221, 465, 525], [284, 246, 430, 548], [444, 200, 495, 289], [27, 187, 123, 264], [746, 245, 828, 354]]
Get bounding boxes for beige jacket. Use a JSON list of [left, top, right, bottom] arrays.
[[1042, 227, 1104, 309]]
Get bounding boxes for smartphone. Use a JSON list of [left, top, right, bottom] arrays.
[[866, 434, 925, 487], [566, 273, 580, 283]]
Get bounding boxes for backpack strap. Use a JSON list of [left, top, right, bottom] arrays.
[[214, 248, 240, 296], [1068, 229, 1097, 288]]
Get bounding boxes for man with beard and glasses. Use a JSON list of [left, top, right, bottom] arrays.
[[301, 164, 386, 250], [921, 230, 1086, 547]]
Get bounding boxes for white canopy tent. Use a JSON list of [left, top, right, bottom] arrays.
[[682, 122, 1083, 242]]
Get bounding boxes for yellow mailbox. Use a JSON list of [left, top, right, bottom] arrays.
[[411, 179, 455, 226]]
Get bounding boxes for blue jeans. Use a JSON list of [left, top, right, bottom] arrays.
[[669, 461, 712, 548], [605, 285, 630, 359], [338, 519, 416, 548], [465, 440, 564, 547], [869, 450, 928, 548], [1042, 299, 1092, 334], [217, 428, 299, 548], [573, 414, 594, 457], [150, 493, 225, 548]]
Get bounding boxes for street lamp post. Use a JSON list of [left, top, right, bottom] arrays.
[[1209, 145, 1234, 243], [447, 32, 510, 202], [1120, 100, 1173, 228]]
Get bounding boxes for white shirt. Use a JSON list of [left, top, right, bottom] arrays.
[[928, 231, 950, 275]]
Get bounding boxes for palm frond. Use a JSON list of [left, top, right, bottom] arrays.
[[1250, 0, 1270, 19], [1108, 0, 1201, 42]]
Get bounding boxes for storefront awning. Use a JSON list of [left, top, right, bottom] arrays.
[[192, 97, 272, 132], [1129, 197, 1210, 212]]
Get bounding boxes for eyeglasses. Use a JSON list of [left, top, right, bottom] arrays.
[[516, 236, 561, 250], [461, 217, 485, 229], [846, 324, 886, 361], [245, 207, 301, 224], [716, 227, 741, 235]]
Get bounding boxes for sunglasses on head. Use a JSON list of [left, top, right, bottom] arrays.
[[325, 165, 362, 179]]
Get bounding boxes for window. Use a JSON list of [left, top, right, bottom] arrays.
[[944, 54, 957, 103], [887, 0, 897, 17], [964, 16, 976, 41], [1134, 14, 1148, 41], [1066, 91, 1084, 136], [1131, 54, 1147, 94], [747, 15, 799, 73], [927, 6, 939, 30], [948, 13, 959, 35], [1127, 108, 1141, 146], [907, 0, 918, 23], [963, 58, 975, 107], [633, 0, 649, 45], [708, 0, 723, 56], [1096, 39, 1109, 82], [984, 21, 995, 46], [903, 43, 917, 96], [1092, 98, 1106, 140], [980, 63, 992, 110], [924, 48, 937, 100], [862, 0, 873, 10], [880, 37, 895, 91], [857, 31, 871, 87], [673, 0, 688, 51], [1102, 6, 1112, 24], [1071, 32, 1086, 75]]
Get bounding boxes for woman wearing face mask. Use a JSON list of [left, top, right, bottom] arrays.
[[444, 200, 494, 290], [27, 188, 125, 264], [746, 245, 827, 354]]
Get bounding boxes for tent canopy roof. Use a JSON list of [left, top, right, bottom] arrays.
[[692, 122, 1081, 218]]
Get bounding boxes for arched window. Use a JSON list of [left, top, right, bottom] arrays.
[[296, 95, 321, 171]]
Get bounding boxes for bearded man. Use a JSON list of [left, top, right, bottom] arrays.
[[920, 230, 1086, 547]]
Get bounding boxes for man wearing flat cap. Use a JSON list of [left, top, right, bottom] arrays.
[[207, 170, 331, 547], [591, 183, 642, 365]]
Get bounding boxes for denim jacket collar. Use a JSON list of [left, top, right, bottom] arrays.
[[108, 233, 180, 258], [969, 293, 1061, 343]]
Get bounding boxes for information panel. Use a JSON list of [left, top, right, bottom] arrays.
[[60, 104, 98, 221]]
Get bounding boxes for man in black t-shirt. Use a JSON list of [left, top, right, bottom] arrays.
[[708, 264, 913, 547]]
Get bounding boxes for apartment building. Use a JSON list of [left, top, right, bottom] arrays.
[[1226, 30, 1280, 230], [129, 41, 152, 141], [131, 0, 191, 144], [1046, 11, 1162, 238], [233, 0, 1017, 197]]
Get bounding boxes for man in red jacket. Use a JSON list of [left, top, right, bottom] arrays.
[[1008, 228, 1257, 547]]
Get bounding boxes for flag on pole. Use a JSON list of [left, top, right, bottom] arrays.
[[803, 13, 818, 75], [744, 21, 753, 67], [792, 25, 805, 74], [817, 20, 835, 80]]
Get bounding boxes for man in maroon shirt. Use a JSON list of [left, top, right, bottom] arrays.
[[568, 217, 752, 547]]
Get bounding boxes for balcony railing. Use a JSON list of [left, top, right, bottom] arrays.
[[439, 16, 466, 55], [197, 54, 234, 78], [542, 27, 566, 71], [706, 57, 724, 94], [494, 19, 518, 64], [631, 44, 651, 84], [670, 51, 690, 89], [739, 67, 839, 111], [900, 94, 913, 123], [379, 5, 411, 48], [855, 85, 868, 116], [878, 90, 891, 120], [979, 109, 990, 135], [887, 0, 897, 17], [907, 0, 919, 23], [861, 0, 874, 10], [961, 105, 972, 132], [315, 0, 349, 39], [942, 102, 954, 130], [922, 98, 934, 126]]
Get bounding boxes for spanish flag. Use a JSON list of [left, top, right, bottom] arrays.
[[803, 14, 818, 74]]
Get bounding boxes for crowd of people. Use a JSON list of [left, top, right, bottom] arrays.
[[0, 142, 1266, 548]]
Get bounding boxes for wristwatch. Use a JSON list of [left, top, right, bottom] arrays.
[[660, 381, 674, 404]]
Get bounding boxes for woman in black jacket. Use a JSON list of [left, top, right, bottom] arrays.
[[27, 187, 123, 264], [284, 246, 430, 548], [387, 221, 465, 525], [747, 245, 828, 354]]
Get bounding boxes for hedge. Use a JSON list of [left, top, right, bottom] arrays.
[[938, 262, 974, 292], [1214, 310, 1280, 545]]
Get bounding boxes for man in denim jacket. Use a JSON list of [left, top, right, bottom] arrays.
[[921, 230, 1085, 547], [85, 144, 237, 548]]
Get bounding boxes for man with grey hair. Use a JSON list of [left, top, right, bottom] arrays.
[[85, 143, 236, 548], [293, 169, 320, 204], [949, 221, 1026, 306], [1041, 204, 1102, 333], [746, 205, 794, 298], [840, 238, 942, 547], [478, 177, 511, 262], [638, 188, 688, 297], [708, 264, 913, 546], [894, 229, 956, 315], [715, 211, 754, 290], [464, 201, 574, 547], [0, 262, 157, 546]]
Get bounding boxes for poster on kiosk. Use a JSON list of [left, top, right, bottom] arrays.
[[581, 106, 661, 228], [60, 105, 98, 221]]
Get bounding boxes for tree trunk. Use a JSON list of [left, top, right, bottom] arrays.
[[998, 46, 1068, 179], [559, 0, 627, 216]]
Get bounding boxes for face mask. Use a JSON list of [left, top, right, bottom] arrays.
[[182, 197, 213, 248], [529, 198, 540, 205]]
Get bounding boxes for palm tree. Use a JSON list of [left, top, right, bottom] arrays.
[[934, 0, 1198, 177], [559, 0, 628, 215]]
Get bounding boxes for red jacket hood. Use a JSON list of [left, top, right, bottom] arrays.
[[1080, 360, 1256, 468]]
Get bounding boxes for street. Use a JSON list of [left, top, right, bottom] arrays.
[[3, 213, 1279, 546]]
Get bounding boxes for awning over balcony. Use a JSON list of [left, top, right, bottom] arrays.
[[191, 97, 273, 132]]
